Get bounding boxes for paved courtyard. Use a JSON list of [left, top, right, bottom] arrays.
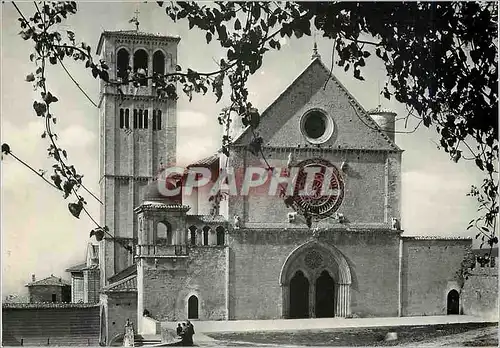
[[162, 315, 498, 347]]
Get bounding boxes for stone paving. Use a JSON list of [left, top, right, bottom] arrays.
[[158, 315, 498, 347], [165, 315, 496, 335]]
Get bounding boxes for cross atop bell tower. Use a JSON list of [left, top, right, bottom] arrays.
[[129, 7, 140, 31]]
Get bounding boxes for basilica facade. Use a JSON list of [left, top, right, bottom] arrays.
[[94, 30, 471, 345]]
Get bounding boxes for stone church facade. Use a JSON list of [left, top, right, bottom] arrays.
[[93, 30, 471, 344]]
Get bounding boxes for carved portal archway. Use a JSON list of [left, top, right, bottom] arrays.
[[280, 240, 352, 318]]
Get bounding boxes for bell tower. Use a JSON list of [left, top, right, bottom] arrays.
[[96, 30, 180, 285]]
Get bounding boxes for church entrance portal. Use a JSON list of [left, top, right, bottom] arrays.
[[447, 290, 459, 315], [315, 270, 335, 318], [289, 271, 309, 318], [281, 241, 352, 319]]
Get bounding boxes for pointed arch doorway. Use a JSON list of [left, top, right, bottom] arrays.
[[188, 295, 199, 319], [315, 270, 335, 318], [289, 271, 309, 318], [280, 241, 352, 319]]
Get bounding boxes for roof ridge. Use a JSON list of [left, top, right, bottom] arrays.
[[231, 58, 401, 152], [314, 60, 401, 151]]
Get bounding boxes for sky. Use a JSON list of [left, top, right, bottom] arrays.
[[0, 2, 484, 298]]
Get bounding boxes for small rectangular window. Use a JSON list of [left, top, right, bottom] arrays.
[[52, 294, 57, 303], [152, 110, 157, 131], [119, 109, 124, 129], [138, 109, 143, 129], [125, 109, 130, 129], [157, 110, 162, 130], [144, 110, 149, 129], [133, 109, 138, 129]]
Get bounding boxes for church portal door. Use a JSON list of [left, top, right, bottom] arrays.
[[289, 271, 309, 318], [447, 290, 459, 315], [315, 270, 335, 318]]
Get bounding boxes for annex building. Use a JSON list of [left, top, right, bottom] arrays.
[[84, 29, 472, 344]]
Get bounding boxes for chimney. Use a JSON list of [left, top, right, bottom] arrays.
[[32, 274, 35, 282], [368, 105, 397, 143]]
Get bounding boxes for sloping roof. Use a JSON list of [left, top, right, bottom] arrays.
[[102, 274, 137, 293], [26, 275, 71, 287], [65, 263, 87, 273], [187, 154, 219, 168], [107, 264, 137, 284], [231, 57, 400, 152], [186, 215, 228, 224]]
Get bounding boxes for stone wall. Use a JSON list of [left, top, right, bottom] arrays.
[[139, 246, 227, 321], [462, 264, 498, 320], [2, 303, 99, 346], [224, 149, 400, 228], [28, 285, 69, 303], [227, 228, 400, 319], [100, 292, 137, 346], [401, 237, 472, 316]]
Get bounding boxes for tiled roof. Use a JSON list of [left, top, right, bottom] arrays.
[[65, 263, 87, 272], [26, 275, 71, 287], [135, 202, 191, 212], [102, 275, 137, 293], [402, 236, 472, 240], [367, 105, 397, 116], [187, 215, 228, 224], [102, 30, 181, 39], [2, 302, 100, 309], [108, 264, 137, 283], [187, 154, 219, 168]]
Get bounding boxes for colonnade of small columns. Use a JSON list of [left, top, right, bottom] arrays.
[[153, 221, 226, 247]]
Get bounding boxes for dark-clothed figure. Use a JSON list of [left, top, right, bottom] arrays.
[[176, 323, 183, 336]]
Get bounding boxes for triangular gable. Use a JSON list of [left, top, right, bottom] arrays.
[[232, 58, 400, 152]]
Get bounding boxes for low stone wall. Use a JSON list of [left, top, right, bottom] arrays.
[[2, 303, 100, 346]]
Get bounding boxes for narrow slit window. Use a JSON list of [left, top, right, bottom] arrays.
[[152, 110, 157, 131], [133, 109, 138, 129], [125, 109, 130, 129], [144, 110, 149, 129], [138, 109, 143, 129], [119, 109, 124, 129], [157, 110, 162, 130]]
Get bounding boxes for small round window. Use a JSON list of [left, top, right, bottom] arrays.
[[300, 109, 334, 144]]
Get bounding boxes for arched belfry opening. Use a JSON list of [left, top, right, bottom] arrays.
[[188, 226, 197, 246], [447, 289, 460, 315], [188, 295, 199, 319], [116, 48, 130, 81], [280, 241, 352, 319], [157, 221, 172, 245], [153, 50, 165, 75], [202, 226, 210, 246], [133, 49, 148, 86], [216, 226, 225, 246]]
